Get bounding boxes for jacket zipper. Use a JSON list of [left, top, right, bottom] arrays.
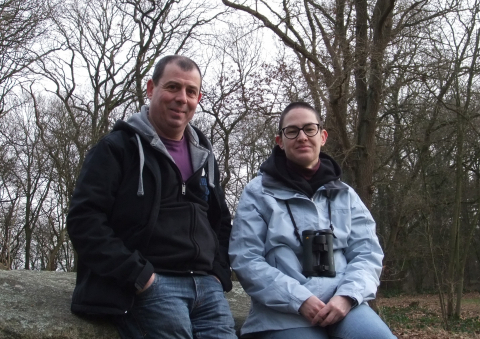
[[190, 204, 201, 261]]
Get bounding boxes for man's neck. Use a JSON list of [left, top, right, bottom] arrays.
[[148, 116, 185, 141]]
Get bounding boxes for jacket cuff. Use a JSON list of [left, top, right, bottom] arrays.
[[291, 285, 314, 314], [212, 260, 232, 292], [134, 261, 154, 292], [335, 288, 363, 307]]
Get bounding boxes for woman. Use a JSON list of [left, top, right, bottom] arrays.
[[229, 102, 396, 339]]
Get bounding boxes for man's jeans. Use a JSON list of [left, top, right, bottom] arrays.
[[255, 304, 396, 339], [113, 274, 237, 339]]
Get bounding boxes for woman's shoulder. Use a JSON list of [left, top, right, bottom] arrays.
[[243, 174, 264, 194]]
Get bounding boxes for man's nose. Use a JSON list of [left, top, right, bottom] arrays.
[[175, 88, 188, 103]]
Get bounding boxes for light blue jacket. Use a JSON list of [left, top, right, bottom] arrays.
[[229, 172, 384, 335]]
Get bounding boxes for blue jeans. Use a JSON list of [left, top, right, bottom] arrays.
[[113, 274, 237, 339], [254, 304, 396, 339]]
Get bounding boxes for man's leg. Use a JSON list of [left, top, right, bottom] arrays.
[[190, 275, 237, 339], [327, 304, 397, 339], [113, 274, 194, 339]]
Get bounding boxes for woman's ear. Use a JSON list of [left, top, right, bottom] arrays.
[[275, 135, 283, 149], [320, 129, 328, 146]]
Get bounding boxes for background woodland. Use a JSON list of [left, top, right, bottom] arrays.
[[1, 0, 479, 327]]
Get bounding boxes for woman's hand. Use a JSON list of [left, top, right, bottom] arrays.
[[299, 295, 326, 323], [311, 295, 352, 327]]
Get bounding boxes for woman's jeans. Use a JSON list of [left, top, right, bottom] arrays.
[[112, 274, 237, 339], [255, 304, 396, 339]]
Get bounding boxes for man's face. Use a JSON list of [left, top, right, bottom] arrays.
[[147, 62, 202, 140]]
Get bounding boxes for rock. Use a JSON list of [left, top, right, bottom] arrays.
[[0, 270, 250, 338]]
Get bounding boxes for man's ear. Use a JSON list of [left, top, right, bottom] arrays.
[[197, 92, 202, 103], [146, 79, 154, 99]]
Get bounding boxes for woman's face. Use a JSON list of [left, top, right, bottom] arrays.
[[275, 108, 328, 169]]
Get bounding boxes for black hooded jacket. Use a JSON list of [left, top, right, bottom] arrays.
[[67, 108, 232, 315]]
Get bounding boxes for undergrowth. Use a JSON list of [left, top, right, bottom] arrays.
[[380, 303, 480, 336]]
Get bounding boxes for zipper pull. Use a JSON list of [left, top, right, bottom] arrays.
[[182, 182, 186, 195]]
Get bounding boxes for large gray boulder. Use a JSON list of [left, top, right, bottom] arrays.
[[0, 270, 250, 338]]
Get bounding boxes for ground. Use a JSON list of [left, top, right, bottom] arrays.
[[377, 292, 480, 339]]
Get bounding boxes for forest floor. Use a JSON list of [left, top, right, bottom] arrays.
[[378, 291, 480, 338]]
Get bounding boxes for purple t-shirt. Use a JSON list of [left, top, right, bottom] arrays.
[[160, 135, 193, 180]]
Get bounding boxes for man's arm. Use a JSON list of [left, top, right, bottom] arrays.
[[67, 134, 154, 292]]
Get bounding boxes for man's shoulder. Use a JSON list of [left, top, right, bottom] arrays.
[[86, 128, 138, 161], [98, 126, 136, 147]]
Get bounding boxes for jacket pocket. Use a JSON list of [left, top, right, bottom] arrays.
[[146, 202, 217, 272], [72, 270, 133, 315]]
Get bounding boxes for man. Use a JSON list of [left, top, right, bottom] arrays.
[[67, 55, 237, 338]]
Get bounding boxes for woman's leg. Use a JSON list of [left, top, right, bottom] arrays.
[[327, 304, 396, 339], [254, 326, 329, 339]]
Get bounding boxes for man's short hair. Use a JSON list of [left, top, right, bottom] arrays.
[[278, 102, 324, 134], [152, 55, 202, 89]]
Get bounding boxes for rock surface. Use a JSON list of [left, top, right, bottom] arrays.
[[0, 270, 250, 338]]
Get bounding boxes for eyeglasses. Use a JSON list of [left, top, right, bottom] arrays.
[[280, 123, 321, 139]]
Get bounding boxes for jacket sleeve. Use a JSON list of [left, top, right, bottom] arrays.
[[334, 189, 383, 305], [229, 181, 313, 314], [67, 135, 153, 292], [210, 158, 233, 292]]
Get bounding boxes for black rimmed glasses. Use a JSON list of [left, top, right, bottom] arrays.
[[280, 123, 321, 139]]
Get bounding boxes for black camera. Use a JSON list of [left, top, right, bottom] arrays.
[[302, 230, 336, 277]]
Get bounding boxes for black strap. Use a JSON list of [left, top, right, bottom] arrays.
[[325, 190, 337, 238], [286, 190, 336, 244], [285, 201, 303, 245], [325, 190, 335, 235]]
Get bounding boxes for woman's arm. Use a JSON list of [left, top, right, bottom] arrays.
[[229, 180, 313, 314], [334, 189, 384, 305]]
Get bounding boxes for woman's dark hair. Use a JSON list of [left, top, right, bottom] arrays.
[[152, 55, 202, 89], [278, 102, 323, 135]]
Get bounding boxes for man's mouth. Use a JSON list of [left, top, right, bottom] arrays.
[[169, 108, 185, 114]]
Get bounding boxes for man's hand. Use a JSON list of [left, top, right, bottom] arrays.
[[311, 295, 352, 327], [136, 273, 155, 294], [299, 295, 326, 323]]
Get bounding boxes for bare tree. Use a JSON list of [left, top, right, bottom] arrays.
[[196, 23, 280, 210], [221, 0, 454, 209], [33, 0, 222, 145], [0, 0, 53, 117], [0, 101, 53, 269]]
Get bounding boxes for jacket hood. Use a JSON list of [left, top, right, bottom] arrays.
[[260, 145, 342, 197], [112, 105, 216, 195]]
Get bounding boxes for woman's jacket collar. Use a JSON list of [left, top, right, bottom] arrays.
[[260, 172, 348, 200]]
